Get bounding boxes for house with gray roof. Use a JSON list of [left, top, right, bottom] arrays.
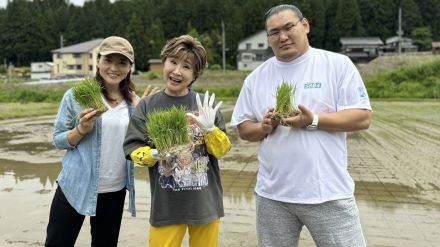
[[383, 36, 418, 53], [51, 38, 103, 78], [340, 37, 384, 63]]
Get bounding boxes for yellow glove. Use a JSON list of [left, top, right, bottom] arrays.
[[130, 146, 158, 167], [204, 127, 231, 159]]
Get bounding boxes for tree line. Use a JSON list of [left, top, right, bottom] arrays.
[[0, 0, 438, 70]]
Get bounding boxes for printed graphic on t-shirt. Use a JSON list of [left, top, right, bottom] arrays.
[[304, 82, 322, 89], [157, 113, 210, 191], [357, 86, 366, 98]]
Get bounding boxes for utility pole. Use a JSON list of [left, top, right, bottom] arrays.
[[60, 34, 64, 48], [221, 20, 226, 74], [397, 8, 403, 55], [3, 58, 6, 83]]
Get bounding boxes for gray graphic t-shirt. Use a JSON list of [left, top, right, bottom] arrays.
[[124, 91, 225, 227]]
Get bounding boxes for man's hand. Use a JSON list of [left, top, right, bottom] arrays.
[[282, 105, 313, 128], [261, 108, 279, 135], [130, 146, 159, 167], [186, 91, 222, 133]]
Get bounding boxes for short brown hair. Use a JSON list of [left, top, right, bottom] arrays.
[[160, 35, 207, 81]]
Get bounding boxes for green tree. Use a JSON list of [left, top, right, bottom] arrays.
[[359, 0, 395, 40], [399, 0, 422, 35], [411, 27, 433, 51], [335, 0, 365, 39], [324, 0, 340, 51], [187, 25, 221, 66], [416, 0, 440, 40], [125, 14, 150, 70], [149, 18, 166, 59], [0, 9, 6, 64], [155, 0, 189, 38], [64, 7, 89, 45], [3, 0, 48, 65], [307, 0, 326, 48]]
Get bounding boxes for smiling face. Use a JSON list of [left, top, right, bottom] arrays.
[[97, 53, 132, 88], [163, 55, 195, 97], [266, 9, 310, 62], [160, 35, 207, 97]]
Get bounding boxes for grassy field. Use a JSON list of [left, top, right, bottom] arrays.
[[0, 102, 60, 120]]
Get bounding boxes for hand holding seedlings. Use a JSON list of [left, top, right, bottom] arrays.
[[76, 108, 100, 135], [281, 105, 314, 128], [146, 106, 193, 167], [272, 81, 301, 126], [261, 108, 279, 136], [72, 78, 109, 114]]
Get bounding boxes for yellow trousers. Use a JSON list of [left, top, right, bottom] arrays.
[[149, 219, 220, 247]]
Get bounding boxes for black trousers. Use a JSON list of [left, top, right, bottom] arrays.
[[45, 186, 126, 247]]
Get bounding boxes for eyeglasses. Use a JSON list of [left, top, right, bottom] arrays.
[[267, 19, 303, 39]]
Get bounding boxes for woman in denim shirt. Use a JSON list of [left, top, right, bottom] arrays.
[[45, 36, 159, 247]]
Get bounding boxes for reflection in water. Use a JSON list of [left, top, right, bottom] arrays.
[[0, 159, 59, 189], [0, 159, 257, 206]]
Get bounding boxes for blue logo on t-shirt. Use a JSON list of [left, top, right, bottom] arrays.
[[358, 86, 366, 98], [304, 82, 322, 89]]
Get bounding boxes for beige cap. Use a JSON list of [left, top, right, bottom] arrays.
[[98, 36, 134, 63]]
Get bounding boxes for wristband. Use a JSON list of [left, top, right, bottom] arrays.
[[76, 125, 86, 136]]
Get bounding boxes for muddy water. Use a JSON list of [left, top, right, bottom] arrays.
[[1, 101, 440, 247]]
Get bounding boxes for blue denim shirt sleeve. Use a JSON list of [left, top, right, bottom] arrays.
[[53, 89, 80, 150]]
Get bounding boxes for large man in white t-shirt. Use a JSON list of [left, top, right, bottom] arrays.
[[231, 4, 372, 247]]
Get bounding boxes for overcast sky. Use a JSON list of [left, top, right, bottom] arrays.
[[0, 0, 85, 9]]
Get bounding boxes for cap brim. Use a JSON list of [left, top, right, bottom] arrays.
[[99, 51, 134, 63]]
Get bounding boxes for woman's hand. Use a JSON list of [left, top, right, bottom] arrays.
[[77, 108, 100, 135], [142, 85, 160, 98], [186, 91, 222, 133]]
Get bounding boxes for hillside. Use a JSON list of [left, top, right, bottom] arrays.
[[358, 54, 440, 78]]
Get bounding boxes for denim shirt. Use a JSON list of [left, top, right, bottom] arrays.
[[53, 88, 136, 217]]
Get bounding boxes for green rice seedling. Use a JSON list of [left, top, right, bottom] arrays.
[[146, 106, 191, 155], [72, 78, 108, 113], [272, 80, 301, 126]]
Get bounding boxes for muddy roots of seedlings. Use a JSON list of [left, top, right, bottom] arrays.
[[158, 143, 194, 168], [272, 109, 301, 126], [272, 81, 301, 126]]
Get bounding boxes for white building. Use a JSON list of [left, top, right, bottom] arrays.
[[30, 62, 53, 80], [237, 31, 273, 71]]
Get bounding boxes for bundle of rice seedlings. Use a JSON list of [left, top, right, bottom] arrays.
[[146, 106, 193, 166], [272, 80, 301, 126], [72, 78, 109, 113]]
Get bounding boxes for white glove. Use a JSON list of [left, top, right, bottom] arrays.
[[186, 91, 222, 132]]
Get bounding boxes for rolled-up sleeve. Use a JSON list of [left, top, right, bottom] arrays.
[[53, 89, 78, 150]]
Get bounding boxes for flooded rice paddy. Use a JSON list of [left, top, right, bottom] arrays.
[[1, 101, 440, 247]]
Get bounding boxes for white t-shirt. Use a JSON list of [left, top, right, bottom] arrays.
[[231, 47, 372, 204], [99, 101, 129, 193]]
